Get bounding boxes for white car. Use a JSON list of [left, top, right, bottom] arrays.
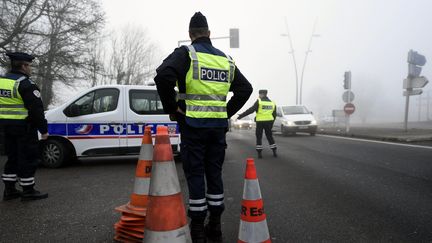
[[42, 85, 179, 168], [231, 115, 255, 129], [273, 105, 318, 136]]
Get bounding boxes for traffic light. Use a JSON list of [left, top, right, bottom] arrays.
[[343, 71, 351, 90], [230, 28, 239, 48]]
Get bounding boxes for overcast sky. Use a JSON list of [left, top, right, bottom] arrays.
[[102, 0, 432, 123]]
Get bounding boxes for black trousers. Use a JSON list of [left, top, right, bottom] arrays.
[[2, 125, 40, 187], [179, 123, 226, 220], [256, 121, 276, 150]]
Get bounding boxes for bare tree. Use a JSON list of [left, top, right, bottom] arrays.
[[107, 25, 157, 85], [0, 0, 104, 108], [0, 0, 48, 64]]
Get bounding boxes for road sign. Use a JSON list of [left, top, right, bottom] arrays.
[[411, 76, 428, 88], [343, 71, 351, 89], [332, 109, 345, 118], [342, 91, 355, 103], [403, 89, 423, 96], [344, 103, 355, 115], [403, 77, 428, 89]]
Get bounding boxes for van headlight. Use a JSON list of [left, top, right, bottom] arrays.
[[282, 120, 295, 126], [311, 120, 317, 125]]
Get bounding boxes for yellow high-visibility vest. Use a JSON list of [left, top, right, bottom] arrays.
[[256, 98, 275, 122], [177, 44, 235, 120], [0, 76, 28, 120]]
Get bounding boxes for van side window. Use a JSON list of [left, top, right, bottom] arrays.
[[64, 88, 119, 117], [129, 90, 164, 115]]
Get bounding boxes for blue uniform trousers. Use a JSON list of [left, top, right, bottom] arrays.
[[179, 123, 226, 221]]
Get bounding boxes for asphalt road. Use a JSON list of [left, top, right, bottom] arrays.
[[1, 130, 432, 242]]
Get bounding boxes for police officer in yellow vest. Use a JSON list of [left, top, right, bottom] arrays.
[[238, 89, 277, 158], [154, 12, 252, 243], [1, 52, 49, 201]]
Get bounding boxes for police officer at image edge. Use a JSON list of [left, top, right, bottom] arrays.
[[237, 89, 277, 158], [154, 12, 252, 243], [1, 52, 49, 201]]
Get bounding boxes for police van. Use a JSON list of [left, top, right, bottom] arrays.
[[41, 85, 179, 168]]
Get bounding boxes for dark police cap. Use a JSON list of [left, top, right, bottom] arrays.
[[6, 52, 35, 62], [189, 12, 208, 29], [259, 89, 268, 95]]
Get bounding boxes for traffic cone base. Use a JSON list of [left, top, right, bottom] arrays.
[[143, 224, 191, 243], [238, 219, 271, 243]]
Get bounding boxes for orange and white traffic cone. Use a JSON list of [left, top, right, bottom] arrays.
[[238, 158, 271, 243], [114, 126, 153, 242], [143, 125, 191, 243]]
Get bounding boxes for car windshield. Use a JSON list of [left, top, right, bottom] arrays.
[[238, 115, 251, 120], [282, 106, 309, 115]]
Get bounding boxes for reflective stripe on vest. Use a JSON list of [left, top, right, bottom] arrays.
[[182, 44, 234, 119], [0, 77, 28, 120], [256, 99, 275, 122]]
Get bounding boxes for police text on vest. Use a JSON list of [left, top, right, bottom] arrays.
[[200, 67, 229, 82]]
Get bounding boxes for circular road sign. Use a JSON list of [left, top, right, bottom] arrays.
[[344, 103, 356, 115], [342, 91, 355, 103]]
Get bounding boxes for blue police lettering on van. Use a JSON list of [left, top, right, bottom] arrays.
[[48, 123, 179, 137], [200, 67, 228, 82]]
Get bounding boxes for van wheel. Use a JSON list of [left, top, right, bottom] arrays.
[[41, 139, 69, 168]]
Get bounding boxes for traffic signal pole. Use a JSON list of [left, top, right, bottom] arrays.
[[404, 88, 411, 132]]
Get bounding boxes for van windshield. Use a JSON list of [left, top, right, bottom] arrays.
[[282, 106, 309, 115]]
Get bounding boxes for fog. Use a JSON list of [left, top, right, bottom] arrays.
[[103, 0, 432, 124]]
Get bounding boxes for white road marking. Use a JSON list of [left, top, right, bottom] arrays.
[[318, 134, 432, 150]]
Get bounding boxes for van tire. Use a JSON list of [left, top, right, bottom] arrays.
[[41, 139, 70, 168]]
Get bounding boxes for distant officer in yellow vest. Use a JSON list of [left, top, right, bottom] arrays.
[[1, 52, 49, 201], [154, 12, 252, 243], [238, 89, 277, 158]]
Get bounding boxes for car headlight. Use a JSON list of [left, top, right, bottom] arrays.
[[311, 120, 317, 125], [282, 120, 295, 126]]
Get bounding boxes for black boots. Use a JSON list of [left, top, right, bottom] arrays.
[[3, 182, 21, 201], [257, 150, 263, 159], [205, 215, 222, 242], [21, 186, 48, 201], [190, 219, 207, 243], [272, 148, 278, 158]]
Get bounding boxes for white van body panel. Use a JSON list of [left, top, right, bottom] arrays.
[[45, 85, 179, 157]]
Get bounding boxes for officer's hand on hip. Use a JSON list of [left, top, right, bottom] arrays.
[[41, 133, 49, 140], [177, 107, 185, 115]]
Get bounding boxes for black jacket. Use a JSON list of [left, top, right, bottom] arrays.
[[154, 37, 253, 127], [238, 96, 276, 122], [0, 71, 48, 134]]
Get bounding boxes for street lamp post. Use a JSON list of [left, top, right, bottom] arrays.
[[281, 17, 300, 105], [299, 19, 320, 105]]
